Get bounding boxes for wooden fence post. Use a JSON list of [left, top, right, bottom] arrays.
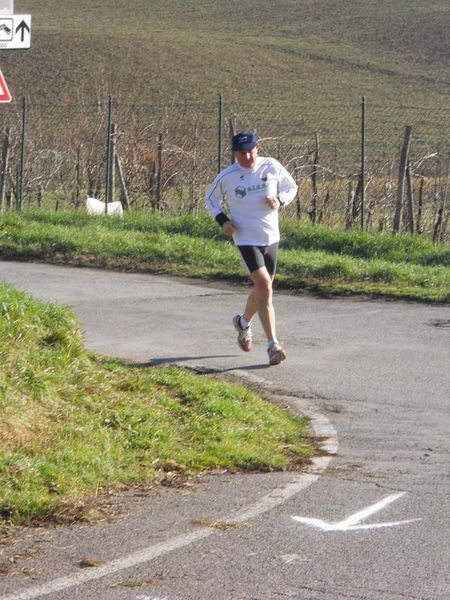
[[116, 154, 130, 210], [156, 132, 163, 210], [37, 183, 43, 208], [432, 208, 443, 242], [416, 174, 424, 235], [393, 125, 412, 234], [309, 132, 319, 224], [404, 161, 414, 234]]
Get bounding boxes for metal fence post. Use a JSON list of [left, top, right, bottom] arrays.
[[105, 95, 113, 214], [18, 96, 27, 211], [217, 94, 223, 174], [360, 95, 366, 231]]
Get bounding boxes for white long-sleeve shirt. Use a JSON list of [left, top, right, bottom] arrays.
[[205, 156, 297, 246]]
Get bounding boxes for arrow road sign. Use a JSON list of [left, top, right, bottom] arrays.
[[292, 492, 421, 532], [0, 13, 30, 48], [0, 68, 11, 102], [15, 17, 29, 42]]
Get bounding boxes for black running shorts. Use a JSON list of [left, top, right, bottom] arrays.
[[237, 242, 279, 276]]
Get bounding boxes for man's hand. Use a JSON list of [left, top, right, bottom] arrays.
[[265, 196, 280, 210], [222, 221, 236, 236]]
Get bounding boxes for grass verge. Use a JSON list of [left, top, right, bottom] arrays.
[[0, 210, 449, 303], [0, 282, 313, 525]]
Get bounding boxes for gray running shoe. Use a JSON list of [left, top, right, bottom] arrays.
[[267, 342, 286, 365], [232, 314, 253, 352]]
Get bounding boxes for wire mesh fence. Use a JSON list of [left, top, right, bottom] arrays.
[[0, 95, 448, 240]]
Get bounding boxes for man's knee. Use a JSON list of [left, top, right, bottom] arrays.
[[251, 269, 273, 301]]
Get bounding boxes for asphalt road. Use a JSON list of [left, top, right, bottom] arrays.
[[1, 261, 449, 600]]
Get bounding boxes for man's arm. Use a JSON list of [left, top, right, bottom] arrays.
[[275, 160, 298, 208], [204, 175, 236, 236]]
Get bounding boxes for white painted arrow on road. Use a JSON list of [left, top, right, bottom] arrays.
[[292, 492, 421, 532]]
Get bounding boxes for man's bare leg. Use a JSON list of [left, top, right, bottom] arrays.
[[243, 267, 276, 342]]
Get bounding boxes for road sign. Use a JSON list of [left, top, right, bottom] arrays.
[[0, 14, 31, 48], [0, 68, 11, 102]]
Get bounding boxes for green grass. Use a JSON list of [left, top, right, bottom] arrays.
[[0, 282, 313, 525], [0, 210, 449, 302], [280, 221, 450, 266]]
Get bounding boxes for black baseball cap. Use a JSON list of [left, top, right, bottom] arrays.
[[232, 132, 257, 152]]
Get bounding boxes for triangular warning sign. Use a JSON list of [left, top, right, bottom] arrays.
[[0, 69, 12, 103]]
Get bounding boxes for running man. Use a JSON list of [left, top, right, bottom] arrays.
[[205, 132, 297, 365]]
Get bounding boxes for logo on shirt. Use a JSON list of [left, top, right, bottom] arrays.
[[246, 183, 268, 194], [235, 186, 247, 199]]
